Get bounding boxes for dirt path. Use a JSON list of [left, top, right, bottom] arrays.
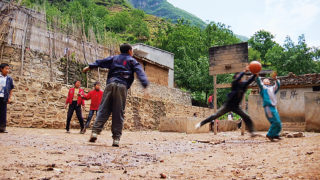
[[0, 127, 319, 180]]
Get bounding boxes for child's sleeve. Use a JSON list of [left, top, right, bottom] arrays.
[[234, 72, 245, 82], [274, 79, 280, 94], [66, 89, 71, 104], [256, 77, 263, 90], [89, 56, 114, 69], [131, 59, 149, 88], [245, 74, 257, 86], [10, 77, 14, 90], [84, 91, 92, 100]]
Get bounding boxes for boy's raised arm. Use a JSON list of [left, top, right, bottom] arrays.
[[256, 76, 263, 89], [83, 56, 114, 72], [132, 60, 149, 88]]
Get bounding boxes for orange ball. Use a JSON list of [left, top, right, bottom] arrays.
[[249, 61, 262, 74]]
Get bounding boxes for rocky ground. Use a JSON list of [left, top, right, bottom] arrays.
[[0, 127, 319, 180]]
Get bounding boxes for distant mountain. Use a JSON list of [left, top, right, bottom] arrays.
[[128, 0, 249, 41], [128, 0, 207, 28], [235, 34, 249, 42]]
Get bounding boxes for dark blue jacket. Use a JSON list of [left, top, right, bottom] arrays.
[[1, 75, 14, 103], [89, 53, 149, 89], [225, 72, 256, 107]]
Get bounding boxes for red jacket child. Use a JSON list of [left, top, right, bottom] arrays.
[[84, 89, 103, 110], [66, 87, 85, 106]]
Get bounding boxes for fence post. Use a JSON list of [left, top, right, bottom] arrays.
[[48, 32, 53, 82], [20, 14, 29, 76]]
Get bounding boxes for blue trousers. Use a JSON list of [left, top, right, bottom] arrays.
[[264, 106, 282, 137], [85, 110, 97, 128]]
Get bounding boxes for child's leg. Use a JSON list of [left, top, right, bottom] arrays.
[[111, 84, 127, 140], [66, 103, 75, 131], [85, 110, 95, 128], [75, 105, 84, 130], [273, 109, 282, 136], [198, 105, 230, 127], [92, 85, 113, 134], [265, 106, 282, 137], [232, 107, 254, 133], [0, 100, 7, 131]]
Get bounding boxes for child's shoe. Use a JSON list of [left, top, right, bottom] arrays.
[[89, 132, 98, 142]]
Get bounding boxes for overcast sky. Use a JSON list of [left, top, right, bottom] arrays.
[[167, 0, 320, 47]]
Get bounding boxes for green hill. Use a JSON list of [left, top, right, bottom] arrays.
[[128, 0, 207, 28]]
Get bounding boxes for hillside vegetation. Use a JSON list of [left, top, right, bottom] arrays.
[[128, 0, 206, 28], [17, 0, 320, 106]]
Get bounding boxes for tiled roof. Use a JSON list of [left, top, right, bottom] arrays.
[[250, 73, 320, 88]]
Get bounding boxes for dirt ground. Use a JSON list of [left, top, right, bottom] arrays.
[[0, 127, 319, 180]]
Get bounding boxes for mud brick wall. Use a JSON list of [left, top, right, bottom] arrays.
[[137, 59, 169, 87], [6, 76, 211, 130]]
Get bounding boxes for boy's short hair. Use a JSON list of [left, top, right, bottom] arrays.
[[120, 43, 132, 54], [0, 63, 9, 70], [94, 81, 100, 86], [74, 80, 81, 85]]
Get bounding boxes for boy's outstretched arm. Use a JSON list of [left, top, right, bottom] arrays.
[[83, 56, 114, 72], [255, 75, 263, 90], [132, 60, 149, 88], [245, 74, 257, 86]]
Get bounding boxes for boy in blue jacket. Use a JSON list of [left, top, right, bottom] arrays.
[[0, 63, 14, 133], [256, 72, 282, 141], [83, 43, 149, 147]]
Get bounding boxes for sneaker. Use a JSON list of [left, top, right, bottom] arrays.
[[266, 135, 275, 142], [66, 130, 70, 133], [80, 128, 86, 134], [250, 132, 258, 138], [112, 139, 120, 147], [195, 122, 201, 129], [89, 133, 97, 143], [274, 136, 282, 140], [0, 130, 8, 133]]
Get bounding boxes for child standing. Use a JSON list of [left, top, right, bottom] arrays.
[[0, 63, 14, 133], [65, 80, 85, 134], [83, 43, 149, 147], [256, 72, 282, 141], [82, 81, 103, 133]]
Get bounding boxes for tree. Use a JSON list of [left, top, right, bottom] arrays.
[[248, 47, 261, 61], [248, 30, 277, 65], [266, 34, 319, 76]]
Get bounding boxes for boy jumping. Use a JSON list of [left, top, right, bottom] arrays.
[[83, 43, 149, 147], [196, 67, 256, 136], [256, 72, 282, 141]]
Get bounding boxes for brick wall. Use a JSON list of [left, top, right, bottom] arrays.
[[137, 59, 169, 87]]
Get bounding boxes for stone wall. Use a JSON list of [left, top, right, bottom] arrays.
[[1, 43, 191, 106], [6, 76, 212, 130]]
